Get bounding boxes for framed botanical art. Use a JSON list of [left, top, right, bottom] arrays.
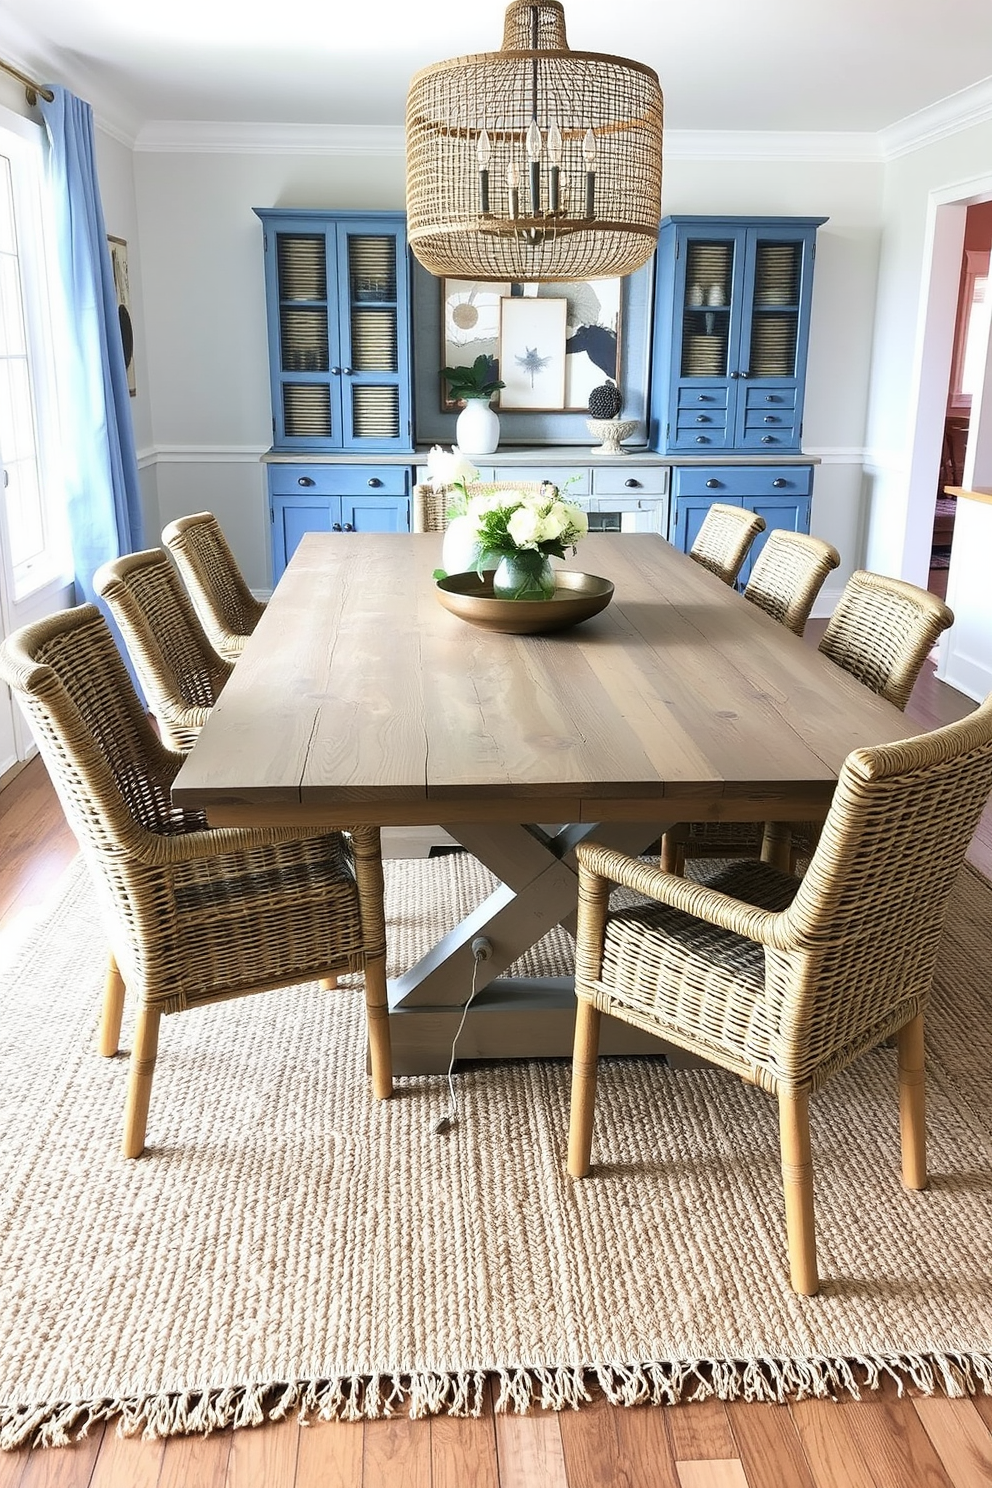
[[440, 276, 623, 413], [498, 295, 567, 410]]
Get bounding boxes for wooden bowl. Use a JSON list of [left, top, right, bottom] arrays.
[[435, 570, 614, 634]]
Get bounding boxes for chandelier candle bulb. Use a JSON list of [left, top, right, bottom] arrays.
[[548, 120, 562, 212], [526, 119, 542, 212], [507, 161, 520, 219], [477, 129, 492, 214], [583, 128, 596, 219]]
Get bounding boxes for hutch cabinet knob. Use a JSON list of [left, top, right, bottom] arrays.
[[729, 370, 740, 379], [761, 436, 773, 443], [624, 478, 640, 488], [341, 367, 353, 376], [329, 366, 341, 375], [695, 436, 708, 444], [343, 523, 355, 532], [772, 478, 787, 488], [332, 522, 343, 531], [297, 476, 315, 487], [705, 479, 720, 489], [739, 370, 750, 379], [367, 477, 383, 488], [696, 415, 709, 423]]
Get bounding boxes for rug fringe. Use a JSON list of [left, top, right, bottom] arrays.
[[4, 1353, 992, 1448]]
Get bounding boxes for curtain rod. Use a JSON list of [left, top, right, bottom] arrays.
[[0, 57, 55, 106]]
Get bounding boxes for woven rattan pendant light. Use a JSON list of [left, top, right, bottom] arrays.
[[405, 1, 663, 282]]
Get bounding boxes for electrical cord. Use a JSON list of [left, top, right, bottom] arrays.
[[434, 936, 492, 1133]]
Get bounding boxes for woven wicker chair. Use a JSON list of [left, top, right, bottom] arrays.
[[162, 511, 266, 663], [0, 604, 392, 1158], [742, 529, 841, 637], [413, 480, 545, 533], [819, 569, 953, 711], [94, 548, 232, 751], [688, 502, 767, 586], [568, 693, 992, 1294], [661, 566, 955, 876]]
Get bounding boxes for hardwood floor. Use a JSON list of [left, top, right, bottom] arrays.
[[1, 648, 990, 1487]]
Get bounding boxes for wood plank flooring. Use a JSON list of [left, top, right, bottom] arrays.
[[1, 645, 990, 1487]]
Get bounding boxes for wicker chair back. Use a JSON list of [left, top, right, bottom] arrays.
[[688, 502, 767, 586], [819, 570, 954, 710], [743, 529, 841, 637], [94, 548, 233, 751], [162, 511, 266, 663]]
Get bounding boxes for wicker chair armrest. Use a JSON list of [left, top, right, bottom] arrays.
[[130, 819, 354, 866], [575, 841, 793, 949]]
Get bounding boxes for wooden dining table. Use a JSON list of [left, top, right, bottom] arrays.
[[173, 531, 918, 1075]]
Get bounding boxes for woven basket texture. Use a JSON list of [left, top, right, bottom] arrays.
[[688, 502, 766, 586], [94, 548, 233, 750], [162, 512, 266, 663]]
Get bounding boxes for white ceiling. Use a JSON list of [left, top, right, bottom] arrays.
[[2, 0, 992, 144]]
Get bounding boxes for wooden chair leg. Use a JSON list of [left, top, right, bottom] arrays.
[[778, 1088, 819, 1295], [659, 833, 685, 876], [897, 1014, 927, 1191], [99, 952, 126, 1057], [122, 1006, 161, 1159], [320, 975, 340, 990], [760, 821, 793, 872], [567, 1000, 602, 1178], [363, 956, 392, 1100]]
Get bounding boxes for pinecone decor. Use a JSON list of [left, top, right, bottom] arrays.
[[587, 381, 622, 420]]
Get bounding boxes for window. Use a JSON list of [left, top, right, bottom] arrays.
[[948, 248, 991, 413], [0, 106, 69, 602]]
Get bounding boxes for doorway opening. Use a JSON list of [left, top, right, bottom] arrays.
[[928, 202, 992, 600]]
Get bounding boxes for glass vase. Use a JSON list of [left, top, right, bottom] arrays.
[[492, 550, 556, 602]]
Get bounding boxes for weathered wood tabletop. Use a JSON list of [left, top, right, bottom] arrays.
[[173, 532, 918, 1073]]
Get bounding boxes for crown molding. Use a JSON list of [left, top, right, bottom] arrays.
[[665, 130, 882, 163], [879, 76, 992, 160], [134, 121, 407, 154]]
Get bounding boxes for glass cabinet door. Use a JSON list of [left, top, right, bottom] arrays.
[[339, 229, 403, 446], [275, 230, 336, 443], [741, 233, 804, 381], [259, 210, 412, 452], [679, 235, 737, 380]]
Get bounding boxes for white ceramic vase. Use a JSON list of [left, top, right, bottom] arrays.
[[455, 398, 500, 456]]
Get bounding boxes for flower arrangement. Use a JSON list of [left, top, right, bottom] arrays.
[[463, 484, 588, 566], [461, 483, 588, 601]]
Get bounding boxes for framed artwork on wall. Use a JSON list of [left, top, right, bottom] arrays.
[[107, 235, 136, 397], [440, 276, 623, 412], [498, 295, 567, 410]]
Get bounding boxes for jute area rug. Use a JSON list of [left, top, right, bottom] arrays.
[[2, 853, 992, 1449]]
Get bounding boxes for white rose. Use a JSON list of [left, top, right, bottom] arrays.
[[540, 502, 567, 540], [507, 505, 543, 548]]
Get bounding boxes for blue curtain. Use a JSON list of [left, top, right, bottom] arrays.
[[39, 87, 143, 605]]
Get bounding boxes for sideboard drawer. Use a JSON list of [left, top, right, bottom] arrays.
[[486, 465, 591, 495], [267, 463, 411, 498], [673, 464, 813, 499], [591, 465, 669, 497]]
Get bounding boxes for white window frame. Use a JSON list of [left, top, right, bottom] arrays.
[[0, 102, 72, 619]]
